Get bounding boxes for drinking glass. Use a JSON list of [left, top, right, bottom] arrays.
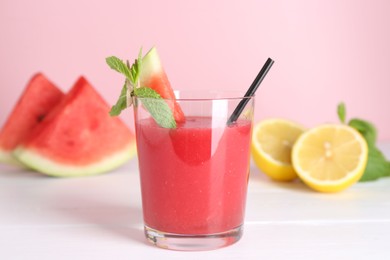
[[133, 91, 254, 251]]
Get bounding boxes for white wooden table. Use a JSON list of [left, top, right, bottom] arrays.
[[1, 143, 390, 260]]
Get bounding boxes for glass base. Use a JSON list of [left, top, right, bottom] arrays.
[[144, 225, 243, 251]]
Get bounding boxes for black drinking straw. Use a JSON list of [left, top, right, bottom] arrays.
[[227, 58, 274, 125]]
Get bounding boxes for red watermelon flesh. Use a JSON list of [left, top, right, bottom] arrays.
[[0, 73, 64, 165], [140, 47, 185, 123], [14, 76, 136, 177]]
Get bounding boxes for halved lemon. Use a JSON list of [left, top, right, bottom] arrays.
[[292, 124, 368, 193], [251, 119, 305, 181]]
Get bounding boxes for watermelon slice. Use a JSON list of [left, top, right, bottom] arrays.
[[140, 47, 185, 123], [13, 76, 136, 177], [0, 73, 64, 165]]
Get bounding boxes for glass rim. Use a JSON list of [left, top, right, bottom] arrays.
[[134, 90, 255, 101]]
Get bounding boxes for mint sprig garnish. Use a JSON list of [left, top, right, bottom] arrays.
[[337, 102, 390, 181], [108, 80, 127, 116], [134, 87, 176, 128], [106, 56, 135, 83], [106, 49, 176, 128]]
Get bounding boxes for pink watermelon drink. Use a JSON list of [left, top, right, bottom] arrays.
[[134, 94, 254, 251], [106, 47, 255, 250], [136, 116, 252, 233]]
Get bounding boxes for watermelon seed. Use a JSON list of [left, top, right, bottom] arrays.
[[37, 114, 45, 122]]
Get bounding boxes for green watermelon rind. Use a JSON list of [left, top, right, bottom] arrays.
[[140, 47, 161, 79], [0, 149, 25, 166], [13, 143, 136, 177]]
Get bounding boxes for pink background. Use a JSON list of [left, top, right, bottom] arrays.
[[1, 0, 389, 140]]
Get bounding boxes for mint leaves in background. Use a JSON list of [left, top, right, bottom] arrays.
[[337, 103, 390, 182], [337, 102, 346, 124]]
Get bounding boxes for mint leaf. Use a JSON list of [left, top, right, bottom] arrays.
[[109, 81, 128, 116], [129, 59, 141, 86], [132, 48, 143, 84], [106, 54, 140, 115], [134, 87, 176, 128], [359, 147, 390, 182], [134, 86, 160, 98], [347, 117, 389, 182], [348, 118, 377, 148], [106, 56, 134, 82], [337, 102, 346, 123], [337, 103, 390, 182]]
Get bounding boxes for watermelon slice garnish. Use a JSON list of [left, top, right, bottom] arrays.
[[139, 47, 185, 124], [0, 73, 64, 165], [13, 77, 136, 177]]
